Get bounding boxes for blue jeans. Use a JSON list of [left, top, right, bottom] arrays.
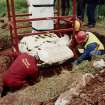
[[95, 50, 105, 55]]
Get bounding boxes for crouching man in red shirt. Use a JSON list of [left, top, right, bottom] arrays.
[[1, 53, 39, 97]]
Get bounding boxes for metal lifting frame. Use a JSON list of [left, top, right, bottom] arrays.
[[0, 0, 76, 57]]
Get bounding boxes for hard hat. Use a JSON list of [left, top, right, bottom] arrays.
[[74, 20, 81, 31], [75, 31, 87, 44]]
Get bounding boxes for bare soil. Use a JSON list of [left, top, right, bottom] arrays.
[[67, 69, 105, 105]]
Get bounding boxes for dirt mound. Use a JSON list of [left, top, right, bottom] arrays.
[[55, 69, 105, 105], [69, 70, 105, 105]]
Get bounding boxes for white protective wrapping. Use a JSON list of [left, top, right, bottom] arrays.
[[19, 33, 74, 65], [93, 59, 105, 69], [37, 44, 73, 64], [31, 0, 54, 30]]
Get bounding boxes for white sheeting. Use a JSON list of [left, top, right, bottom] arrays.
[[38, 44, 73, 64], [19, 33, 74, 65], [32, 7, 54, 30], [31, 0, 54, 30]]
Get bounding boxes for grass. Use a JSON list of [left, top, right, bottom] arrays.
[[0, 0, 27, 17], [14, 0, 27, 13], [0, 0, 7, 16], [97, 5, 105, 17], [73, 54, 105, 75]]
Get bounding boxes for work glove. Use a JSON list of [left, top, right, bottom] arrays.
[[72, 60, 78, 65], [72, 60, 79, 70]]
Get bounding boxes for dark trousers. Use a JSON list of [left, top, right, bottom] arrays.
[[77, 0, 87, 21], [87, 1, 97, 25], [1, 86, 11, 97], [61, 0, 70, 16], [1, 85, 21, 97]]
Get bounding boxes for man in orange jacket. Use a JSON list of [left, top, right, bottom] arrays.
[[1, 53, 39, 97]]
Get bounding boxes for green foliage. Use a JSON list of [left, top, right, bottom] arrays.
[[14, 0, 27, 13], [0, 0, 7, 16], [97, 5, 105, 16], [0, 0, 27, 17], [96, 5, 105, 26]]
